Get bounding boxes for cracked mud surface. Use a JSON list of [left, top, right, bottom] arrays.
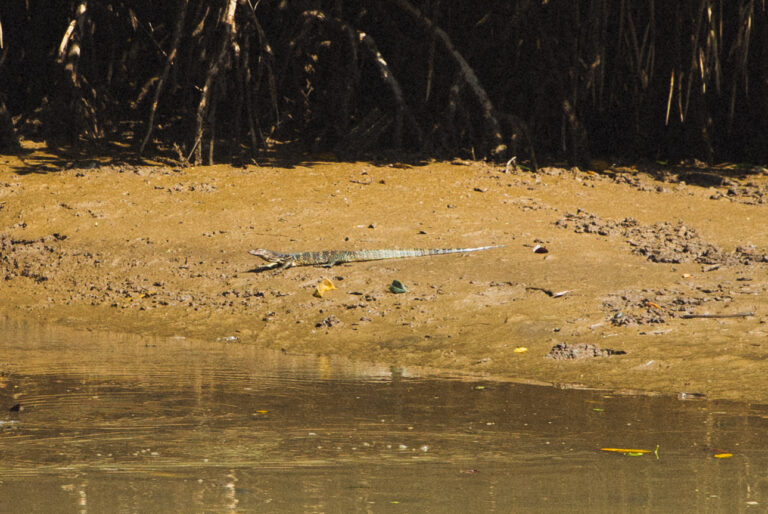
[[1, 147, 767, 401]]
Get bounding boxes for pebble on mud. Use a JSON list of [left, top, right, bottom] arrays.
[[316, 315, 342, 328]]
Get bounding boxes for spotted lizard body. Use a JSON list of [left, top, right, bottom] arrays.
[[249, 245, 503, 270]]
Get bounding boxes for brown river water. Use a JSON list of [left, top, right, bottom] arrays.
[[1, 318, 767, 513]]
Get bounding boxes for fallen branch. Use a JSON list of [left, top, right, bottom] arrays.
[[681, 312, 754, 319]]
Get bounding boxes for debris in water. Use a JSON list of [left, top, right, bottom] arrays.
[[601, 448, 652, 456]]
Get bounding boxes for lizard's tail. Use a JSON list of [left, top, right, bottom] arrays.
[[375, 245, 504, 259], [431, 245, 504, 255]]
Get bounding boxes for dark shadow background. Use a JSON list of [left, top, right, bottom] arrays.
[[0, 1, 766, 166]]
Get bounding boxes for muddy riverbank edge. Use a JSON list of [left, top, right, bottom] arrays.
[[1, 149, 767, 402]]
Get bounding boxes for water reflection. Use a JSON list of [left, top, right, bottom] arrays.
[[0, 318, 766, 512]]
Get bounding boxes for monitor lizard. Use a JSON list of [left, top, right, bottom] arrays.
[[249, 245, 503, 270]]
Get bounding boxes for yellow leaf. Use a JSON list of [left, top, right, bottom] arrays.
[[713, 453, 733, 458], [313, 278, 336, 298], [513, 347, 528, 353], [601, 448, 651, 454]]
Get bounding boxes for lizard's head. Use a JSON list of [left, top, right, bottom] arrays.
[[248, 248, 284, 263]]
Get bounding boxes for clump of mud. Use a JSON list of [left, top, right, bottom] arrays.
[[546, 343, 626, 360], [555, 209, 768, 265], [602, 279, 763, 326], [603, 287, 715, 326], [1, 233, 69, 282], [709, 183, 768, 205]]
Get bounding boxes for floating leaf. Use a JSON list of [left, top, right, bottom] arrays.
[[313, 278, 336, 298], [513, 347, 528, 353], [389, 279, 407, 294], [713, 453, 733, 459], [601, 448, 652, 455]]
